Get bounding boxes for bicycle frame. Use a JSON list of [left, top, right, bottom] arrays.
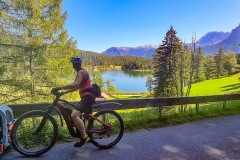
[[11, 91, 124, 157], [45, 93, 117, 138]]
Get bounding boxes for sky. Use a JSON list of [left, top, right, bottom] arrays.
[[62, 0, 240, 53]]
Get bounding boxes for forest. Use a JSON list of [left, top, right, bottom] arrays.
[[150, 26, 239, 99], [0, 1, 239, 105], [79, 50, 153, 70]]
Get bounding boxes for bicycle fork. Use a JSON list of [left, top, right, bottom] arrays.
[[34, 105, 57, 134], [33, 113, 49, 134]]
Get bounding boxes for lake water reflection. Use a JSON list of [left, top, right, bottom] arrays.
[[89, 69, 152, 92]]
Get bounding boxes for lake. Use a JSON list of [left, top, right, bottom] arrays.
[[89, 69, 152, 92]]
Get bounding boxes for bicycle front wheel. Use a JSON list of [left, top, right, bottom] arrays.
[[11, 110, 58, 157], [88, 109, 124, 149]]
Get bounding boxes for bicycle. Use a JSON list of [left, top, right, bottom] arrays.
[[10, 91, 124, 157]]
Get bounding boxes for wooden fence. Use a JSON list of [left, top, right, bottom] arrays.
[[7, 93, 240, 117]]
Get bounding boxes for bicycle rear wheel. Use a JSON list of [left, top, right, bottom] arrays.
[[11, 110, 58, 157], [88, 109, 124, 149]]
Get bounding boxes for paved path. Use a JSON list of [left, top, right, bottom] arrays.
[[2, 115, 240, 160]]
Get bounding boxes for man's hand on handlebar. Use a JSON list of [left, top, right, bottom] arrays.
[[51, 88, 66, 97], [51, 87, 61, 94]]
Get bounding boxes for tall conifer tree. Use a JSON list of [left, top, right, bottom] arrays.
[[194, 47, 205, 82], [178, 44, 191, 97], [0, 0, 76, 103], [153, 26, 181, 97], [205, 56, 217, 79], [214, 47, 225, 78], [223, 50, 237, 76]]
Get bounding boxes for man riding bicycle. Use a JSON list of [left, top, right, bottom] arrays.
[[51, 56, 96, 147]]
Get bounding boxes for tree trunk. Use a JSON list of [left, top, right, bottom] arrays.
[[30, 50, 35, 98]]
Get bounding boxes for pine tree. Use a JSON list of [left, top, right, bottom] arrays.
[[224, 50, 237, 75], [178, 43, 191, 97], [194, 47, 206, 82], [205, 56, 217, 80], [186, 33, 197, 97], [214, 47, 226, 78], [106, 80, 116, 94], [146, 74, 154, 94], [0, 0, 76, 103], [153, 26, 181, 97]]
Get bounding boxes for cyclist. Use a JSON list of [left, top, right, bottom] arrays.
[[51, 56, 96, 147]]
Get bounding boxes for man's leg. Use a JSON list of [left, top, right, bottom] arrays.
[[71, 109, 88, 147], [71, 109, 87, 139], [71, 95, 95, 147]]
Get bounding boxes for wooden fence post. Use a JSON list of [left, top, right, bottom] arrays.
[[158, 106, 162, 119], [196, 103, 199, 113], [223, 101, 226, 109]]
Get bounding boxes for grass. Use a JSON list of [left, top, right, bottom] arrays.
[[185, 73, 240, 96], [120, 100, 240, 132], [7, 73, 240, 152], [115, 73, 240, 131], [43, 74, 240, 139]]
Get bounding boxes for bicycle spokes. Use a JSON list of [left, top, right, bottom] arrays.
[[11, 111, 58, 156], [88, 110, 124, 149]]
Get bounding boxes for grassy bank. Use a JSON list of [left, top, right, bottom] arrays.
[[185, 73, 240, 96]]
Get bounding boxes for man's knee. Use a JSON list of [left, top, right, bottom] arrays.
[[71, 109, 81, 120]]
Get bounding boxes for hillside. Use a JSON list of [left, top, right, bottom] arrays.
[[187, 73, 240, 96]]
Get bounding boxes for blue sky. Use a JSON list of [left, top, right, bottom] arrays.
[[62, 0, 240, 53]]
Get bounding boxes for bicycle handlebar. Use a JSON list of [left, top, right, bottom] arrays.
[[51, 91, 65, 97]]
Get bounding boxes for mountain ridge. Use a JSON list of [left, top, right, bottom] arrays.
[[202, 24, 240, 55], [102, 44, 158, 58], [196, 31, 230, 47], [102, 24, 240, 57]]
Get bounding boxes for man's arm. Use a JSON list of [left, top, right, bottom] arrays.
[[60, 70, 83, 93]]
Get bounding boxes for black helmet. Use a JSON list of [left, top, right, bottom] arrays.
[[71, 56, 82, 64]]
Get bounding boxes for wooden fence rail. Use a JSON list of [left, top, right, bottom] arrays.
[[7, 93, 240, 117]]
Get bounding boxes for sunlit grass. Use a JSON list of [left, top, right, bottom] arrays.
[[186, 73, 240, 96]]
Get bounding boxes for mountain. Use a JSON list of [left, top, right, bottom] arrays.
[[202, 24, 240, 55], [102, 44, 158, 58], [102, 24, 240, 57], [196, 31, 230, 47]]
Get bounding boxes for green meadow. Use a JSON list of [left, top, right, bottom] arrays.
[[186, 73, 240, 96]]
